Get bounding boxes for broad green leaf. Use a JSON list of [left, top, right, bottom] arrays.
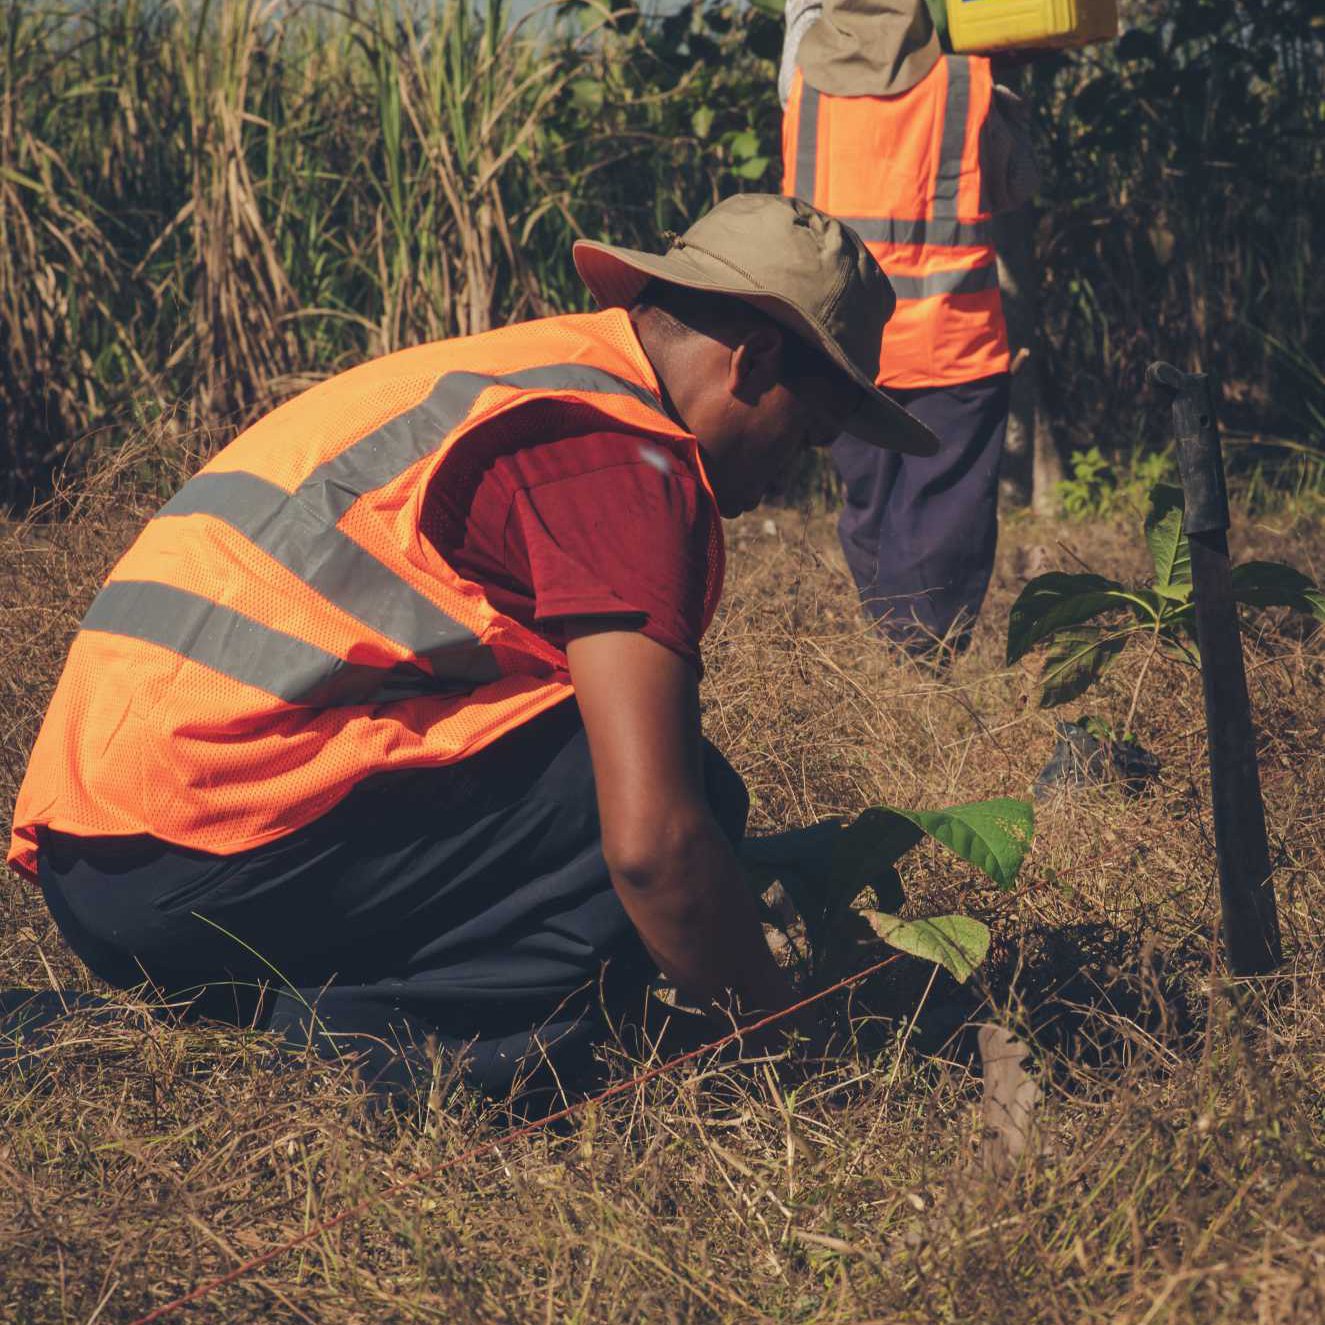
[[1037, 626, 1129, 708], [1152, 581, 1193, 603], [1128, 585, 1186, 624], [1126, 582, 1195, 641], [1006, 572, 1131, 664], [861, 911, 990, 983], [748, 0, 785, 15], [731, 155, 769, 181], [893, 798, 1035, 892], [742, 798, 1032, 959], [691, 106, 714, 139], [1231, 561, 1325, 623], [729, 130, 760, 159], [1144, 483, 1191, 592]]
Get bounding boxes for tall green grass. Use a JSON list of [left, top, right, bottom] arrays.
[[0, 0, 779, 502], [0, 0, 1320, 505]]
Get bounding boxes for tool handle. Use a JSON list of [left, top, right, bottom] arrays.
[[1147, 361, 1281, 975]]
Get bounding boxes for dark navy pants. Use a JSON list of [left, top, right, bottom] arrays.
[[38, 701, 749, 1099], [833, 373, 1010, 650]]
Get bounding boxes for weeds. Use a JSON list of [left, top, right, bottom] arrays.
[[1029, 0, 1324, 453], [1056, 445, 1173, 522]]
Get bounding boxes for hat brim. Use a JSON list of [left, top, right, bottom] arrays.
[[573, 238, 939, 458]]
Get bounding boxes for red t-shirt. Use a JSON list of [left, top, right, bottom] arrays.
[[423, 431, 715, 675]]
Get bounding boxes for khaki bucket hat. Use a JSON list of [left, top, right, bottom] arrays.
[[573, 193, 938, 457]]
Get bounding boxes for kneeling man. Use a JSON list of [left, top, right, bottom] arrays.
[[9, 195, 935, 1096]]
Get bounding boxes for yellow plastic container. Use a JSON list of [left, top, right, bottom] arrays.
[[948, 0, 1119, 53]]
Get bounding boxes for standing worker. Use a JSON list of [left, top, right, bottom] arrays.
[[7, 196, 937, 1101], [780, 0, 1038, 653]]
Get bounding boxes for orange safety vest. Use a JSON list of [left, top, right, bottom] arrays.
[[782, 57, 1009, 390], [8, 310, 725, 880]]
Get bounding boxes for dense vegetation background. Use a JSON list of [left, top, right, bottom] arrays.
[[1, 0, 1322, 505]]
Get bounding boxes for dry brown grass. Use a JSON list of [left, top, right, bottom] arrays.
[[2, 445, 1324, 1323]]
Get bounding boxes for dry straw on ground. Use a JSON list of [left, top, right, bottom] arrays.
[[2, 436, 1323, 1322]]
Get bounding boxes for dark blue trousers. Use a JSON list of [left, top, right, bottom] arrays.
[[833, 373, 1011, 650], [37, 701, 749, 1099]]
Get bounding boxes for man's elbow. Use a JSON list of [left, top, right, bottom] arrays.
[[602, 805, 717, 893]]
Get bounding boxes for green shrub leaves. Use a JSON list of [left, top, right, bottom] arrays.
[[1231, 562, 1325, 621], [1007, 483, 1323, 715], [1038, 627, 1130, 707]]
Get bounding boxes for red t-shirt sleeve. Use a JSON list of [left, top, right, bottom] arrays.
[[435, 431, 715, 674], [507, 443, 712, 671]]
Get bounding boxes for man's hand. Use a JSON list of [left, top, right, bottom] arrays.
[[565, 625, 819, 1051]]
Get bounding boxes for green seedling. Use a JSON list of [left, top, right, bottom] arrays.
[[1008, 482, 1324, 738], [742, 797, 1034, 985]]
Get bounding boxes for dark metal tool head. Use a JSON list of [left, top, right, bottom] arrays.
[[1146, 358, 1229, 535]]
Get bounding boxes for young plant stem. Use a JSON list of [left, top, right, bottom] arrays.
[[1121, 622, 1164, 741]]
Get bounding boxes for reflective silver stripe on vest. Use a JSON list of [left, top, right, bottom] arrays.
[[792, 58, 986, 265], [887, 265, 999, 300], [794, 81, 820, 200], [89, 363, 669, 705], [838, 216, 990, 248], [82, 581, 458, 707], [156, 470, 482, 671], [296, 365, 663, 529], [931, 56, 971, 221]]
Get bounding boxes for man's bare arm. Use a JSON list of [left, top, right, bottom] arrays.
[[565, 625, 813, 1044]]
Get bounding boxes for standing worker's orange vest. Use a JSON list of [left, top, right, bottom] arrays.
[[783, 56, 1009, 390], [8, 311, 724, 880]]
